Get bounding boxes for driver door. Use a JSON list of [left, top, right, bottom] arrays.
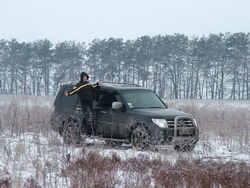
[[93, 90, 126, 139]]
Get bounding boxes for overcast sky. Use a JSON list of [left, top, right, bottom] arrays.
[[1, 0, 250, 44]]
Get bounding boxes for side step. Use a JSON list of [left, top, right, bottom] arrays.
[[80, 135, 129, 143]]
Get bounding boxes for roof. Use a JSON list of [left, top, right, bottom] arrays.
[[101, 82, 141, 88], [100, 82, 152, 92], [61, 81, 150, 91]]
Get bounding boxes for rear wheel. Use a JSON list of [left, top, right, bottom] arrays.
[[131, 126, 150, 149], [61, 116, 81, 146]]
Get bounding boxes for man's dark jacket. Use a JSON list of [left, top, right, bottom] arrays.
[[68, 72, 99, 105]]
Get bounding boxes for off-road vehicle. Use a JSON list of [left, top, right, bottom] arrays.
[[50, 82, 199, 151]]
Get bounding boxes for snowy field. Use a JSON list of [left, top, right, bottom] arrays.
[[0, 95, 250, 187]]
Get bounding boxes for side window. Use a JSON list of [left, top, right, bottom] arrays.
[[93, 90, 102, 108], [94, 90, 121, 108]]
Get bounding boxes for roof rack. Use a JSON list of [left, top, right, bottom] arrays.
[[101, 82, 141, 87]]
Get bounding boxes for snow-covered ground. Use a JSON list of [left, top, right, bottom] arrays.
[[1, 131, 249, 187], [0, 95, 250, 187]]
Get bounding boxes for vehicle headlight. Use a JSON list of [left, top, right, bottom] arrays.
[[152, 118, 168, 128]]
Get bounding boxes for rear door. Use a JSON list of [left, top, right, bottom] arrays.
[[55, 85, 80, 116]]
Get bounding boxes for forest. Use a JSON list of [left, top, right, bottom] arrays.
[[0, 32, 250, 99]]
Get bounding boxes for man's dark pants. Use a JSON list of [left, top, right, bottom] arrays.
[[81, 103, 93, 136]]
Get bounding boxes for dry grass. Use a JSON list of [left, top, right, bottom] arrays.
[[0, 95, 53, 136], [1, 96, 250, 187]]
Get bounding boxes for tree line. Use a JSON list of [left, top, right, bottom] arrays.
[[0, 32, 250, 99]]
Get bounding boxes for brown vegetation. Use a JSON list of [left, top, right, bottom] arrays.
[[63, 151, 250, 188]]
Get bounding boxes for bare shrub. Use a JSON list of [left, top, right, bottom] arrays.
[[0, 95, 54, 136], [64, 151, 250, 187], [64, 151, 122, 188], [120, 154, 153, 187], [151, 158, 250, 187], [23, 177, 41, 188], [0, 178, 12, 188]]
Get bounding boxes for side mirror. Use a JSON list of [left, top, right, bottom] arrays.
[[112, 102, 123, 109]]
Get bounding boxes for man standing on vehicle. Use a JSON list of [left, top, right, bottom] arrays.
[[65, 72, 100, 136]]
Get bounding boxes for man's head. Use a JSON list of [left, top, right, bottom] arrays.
[[80, 72, 89, 82]]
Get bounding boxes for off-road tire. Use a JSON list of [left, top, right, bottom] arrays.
[[131, 126, 150, 149]]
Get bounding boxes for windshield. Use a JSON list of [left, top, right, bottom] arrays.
[[123, 90, 166, 109]]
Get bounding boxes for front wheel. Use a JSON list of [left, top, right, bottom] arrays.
[[131, 126, 150, 149]]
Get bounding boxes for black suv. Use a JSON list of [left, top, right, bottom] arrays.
[[50, 82, 199, 151]]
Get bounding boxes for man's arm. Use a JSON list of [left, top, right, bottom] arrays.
[[65, 84, 80, 96], [92, 82, 102, 88], [66, 82, 93, 96]]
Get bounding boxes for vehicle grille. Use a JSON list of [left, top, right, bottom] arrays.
[[167, 117, 196, 137], [167, 118, 194, 128]]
